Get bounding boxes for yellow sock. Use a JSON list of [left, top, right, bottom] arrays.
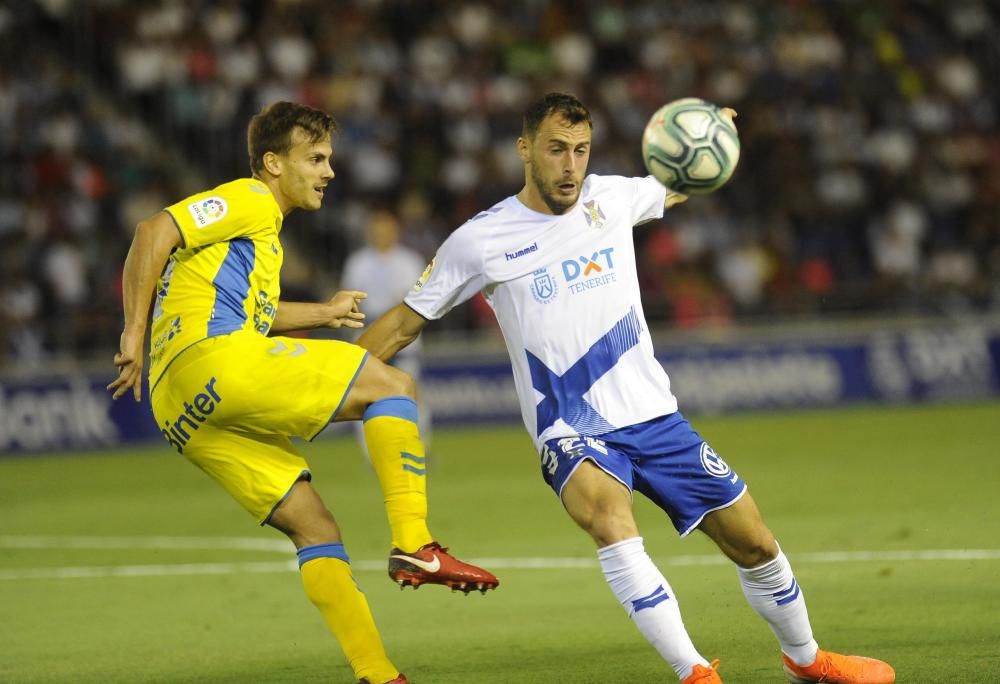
[[362, 396, 433, 552], [297, 544, 399, 683]]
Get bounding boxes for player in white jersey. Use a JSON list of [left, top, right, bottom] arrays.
[[342, 209, 432, 449], [358, 93, 895, 684]]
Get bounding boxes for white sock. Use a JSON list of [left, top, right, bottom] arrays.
[[598, 537, 708, 680], [737, 545, 819, 666]]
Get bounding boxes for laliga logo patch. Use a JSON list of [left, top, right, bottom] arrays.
[[187, 197, 228, 227], [700, 442, 731, 478], [413, 258, 435, 292]]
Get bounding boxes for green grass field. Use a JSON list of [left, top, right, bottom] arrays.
[[2, 402, 999, 683]]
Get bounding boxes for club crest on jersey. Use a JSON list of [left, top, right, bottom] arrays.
[[583, 200, 607, 229], [187, 197, 228, 227], [700, 442, 732, 478], [530, 267, 558, 304]]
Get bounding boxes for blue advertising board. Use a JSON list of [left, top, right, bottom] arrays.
[[2, 324, 998, 454]]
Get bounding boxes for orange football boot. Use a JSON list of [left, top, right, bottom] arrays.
[[783, 649, 895, 683], [682, 659, 722, 683]]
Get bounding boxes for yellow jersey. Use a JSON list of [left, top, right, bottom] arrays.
[[149, 178, 284, 386]]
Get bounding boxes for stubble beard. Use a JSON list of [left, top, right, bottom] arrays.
[[531, 164, 577, 215]]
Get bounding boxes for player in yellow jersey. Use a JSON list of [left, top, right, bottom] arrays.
[[107, 101, 498, 684]]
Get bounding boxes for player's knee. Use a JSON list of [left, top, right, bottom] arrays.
[[370, 360, 416, 400], [573, 503, 638, 547], [733, 531, 779, 568], [266, 482, 342, 548], [377, 366, 415, 401]]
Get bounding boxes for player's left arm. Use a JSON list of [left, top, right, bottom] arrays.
[[270, 291, 368, 333]]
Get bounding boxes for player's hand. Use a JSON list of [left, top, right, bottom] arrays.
[[325, 290, 367, 329], [665, 191, 688, 209], [107, 329, 145, 402], [720, 107, 738, 124]]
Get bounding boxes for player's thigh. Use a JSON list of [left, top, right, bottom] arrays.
[[177, 422, 312, 526], [539, 436, 638, 545], [157, 332, 370, 440], [625, 412, 747, 537], [334, 353, 416, 421], [237, 334, 372, 437]]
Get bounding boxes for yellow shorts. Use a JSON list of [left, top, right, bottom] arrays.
[[150, 331, 368, 524]]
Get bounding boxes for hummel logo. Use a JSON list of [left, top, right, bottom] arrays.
[[391, 552, 441, 573], [505, 241, 539, 261]]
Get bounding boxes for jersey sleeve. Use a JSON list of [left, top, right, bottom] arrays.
[[404, 226, 487, 320], [164, 184, 267, 250], [631, 175, 668, 226]]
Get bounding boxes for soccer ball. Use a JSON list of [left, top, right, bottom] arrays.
[[641, 98, 740, 195]]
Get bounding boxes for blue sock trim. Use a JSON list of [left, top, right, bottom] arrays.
[[402, 464, 427, 476], [363, 396, 418, 424], [297, 543, 349, 568]]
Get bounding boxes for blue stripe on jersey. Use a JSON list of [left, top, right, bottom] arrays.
[[527, 306, 644, 436], [208, 238, 255, 337]]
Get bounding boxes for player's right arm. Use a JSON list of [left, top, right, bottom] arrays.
[[107, 211, 181, 402], [357, 303, 429, 362]]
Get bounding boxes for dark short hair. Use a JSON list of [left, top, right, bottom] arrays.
[[247, 101, 338, 175], [522, 92, 592, 139]]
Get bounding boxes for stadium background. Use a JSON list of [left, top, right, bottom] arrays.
[[2, 0, 999, 363], [1, 2, 1000, 683]]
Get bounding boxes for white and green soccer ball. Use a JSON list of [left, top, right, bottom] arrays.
[[642, 98, 740, 195]]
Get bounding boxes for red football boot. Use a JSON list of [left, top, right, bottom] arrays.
[[388, 541, 499, 594]]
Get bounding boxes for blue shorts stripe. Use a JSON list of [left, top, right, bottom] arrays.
[[363, 396, 418, 424], [297, 543, 349, 568]]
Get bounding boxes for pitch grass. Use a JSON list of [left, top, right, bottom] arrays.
[[1, 402, 999, 683]]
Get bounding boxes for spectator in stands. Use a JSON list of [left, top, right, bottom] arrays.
[[2, 1, 999, 366]]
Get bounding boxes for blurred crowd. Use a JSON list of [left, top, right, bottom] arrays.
[[1, 0, 999, 367]]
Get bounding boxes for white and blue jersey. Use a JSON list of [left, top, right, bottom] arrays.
[[405, 174, 677, 449], [406, 174, 746, 534]]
